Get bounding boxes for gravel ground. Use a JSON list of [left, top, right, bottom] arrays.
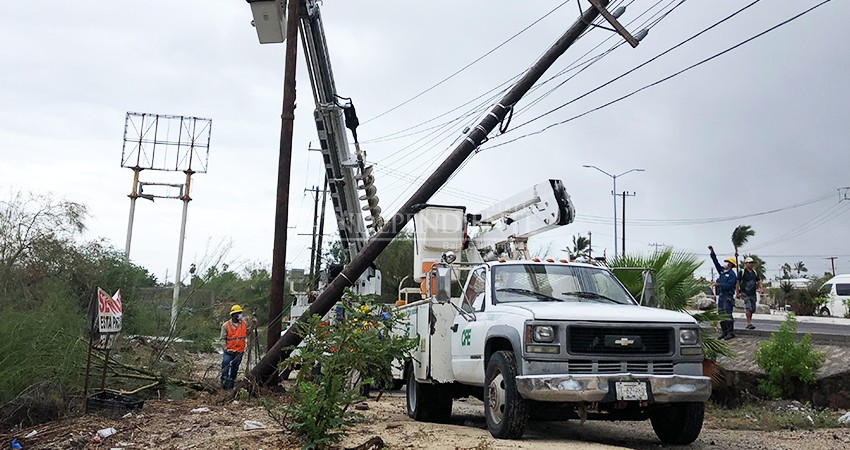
[[341, 392, 850, 450]]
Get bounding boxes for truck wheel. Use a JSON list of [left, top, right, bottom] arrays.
[[650, 402, 704, 445], [484, 350, 528, 439], [820, 307, 831, 317], [406, 365, 452, 423]]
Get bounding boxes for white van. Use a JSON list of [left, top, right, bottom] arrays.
[[818, 274, 850, 317]]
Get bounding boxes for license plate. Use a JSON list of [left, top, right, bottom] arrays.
[[615, 381, 648, 401]]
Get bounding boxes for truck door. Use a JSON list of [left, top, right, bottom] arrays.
[[451, 267, 488, 385]]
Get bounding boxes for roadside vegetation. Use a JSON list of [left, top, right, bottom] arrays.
[[268, 294, 416, 449], [755, 314, 825, 399]]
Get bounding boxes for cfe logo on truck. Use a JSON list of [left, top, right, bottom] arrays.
[[461, 329, 471, 346], [97, 288, 122, 333]]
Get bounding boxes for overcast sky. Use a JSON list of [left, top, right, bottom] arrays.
[[1, 0, 848, 285]]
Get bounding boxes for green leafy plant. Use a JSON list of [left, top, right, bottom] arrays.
[[278, 293, 416, 449], [754, 314, 824, 398]]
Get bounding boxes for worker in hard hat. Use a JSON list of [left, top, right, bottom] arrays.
[[220, 304, 247, 389], [708, 245, 738, 340]]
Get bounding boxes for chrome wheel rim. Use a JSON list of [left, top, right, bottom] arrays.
[[487, 372, 506, 424]]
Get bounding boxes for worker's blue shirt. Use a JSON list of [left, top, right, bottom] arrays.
[[710, 252, 737, 295]]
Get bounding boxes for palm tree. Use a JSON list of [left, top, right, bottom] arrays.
[[569, 234, 591, 259], [609, 248, 703, 311], [731, 225, 755, 272], [781, 263, 792, 279], [794, 261, 808, 277]]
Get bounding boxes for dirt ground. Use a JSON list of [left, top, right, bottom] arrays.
[[6, 387, 850, 450]]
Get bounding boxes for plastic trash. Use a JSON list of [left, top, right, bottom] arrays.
[[242, 420, 266, 431], [190, 407, 210, 414], [25, 430, 37, 438], [121, 412, 133, 418], [97, 427, 117, 438], [839, 411, 850, 425], [11, 440, 22, 449]]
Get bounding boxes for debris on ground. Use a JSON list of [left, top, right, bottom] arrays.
[[97, 427, 117, 438], [242, 420, 266, 431]]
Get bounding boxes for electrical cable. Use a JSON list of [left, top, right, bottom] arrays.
[[481, 0, 834, 151], [573, 192, 834, 226], [361, 1, 573, 125]]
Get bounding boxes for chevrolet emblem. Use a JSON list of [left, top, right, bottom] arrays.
[[613, 337, 635, 346]]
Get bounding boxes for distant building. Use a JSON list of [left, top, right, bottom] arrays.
[[768, 278, 810, 289]]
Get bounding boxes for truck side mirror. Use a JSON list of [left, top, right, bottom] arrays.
[[436, 266, 451, 303]]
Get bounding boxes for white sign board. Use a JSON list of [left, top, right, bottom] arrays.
[[97, 288, 122, 333]]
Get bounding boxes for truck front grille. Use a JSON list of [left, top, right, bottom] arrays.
[[567, 325, 673, 355], [567, 360, 675, 375]]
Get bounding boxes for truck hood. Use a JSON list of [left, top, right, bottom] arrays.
[[499, 302, 697, 324]]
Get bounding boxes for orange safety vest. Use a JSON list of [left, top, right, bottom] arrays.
[[224, 319, 247, 353]]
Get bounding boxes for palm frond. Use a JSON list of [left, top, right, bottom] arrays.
[[731, 225, 755, 250]]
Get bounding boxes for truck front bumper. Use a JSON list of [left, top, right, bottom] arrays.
[[515, 373, 711, 403]]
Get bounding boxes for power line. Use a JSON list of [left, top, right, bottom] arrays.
[[481, 0, 834, 150], [361, 1, 573, 125], [573, 192, 833, 226], [515, 0, 684, 117]]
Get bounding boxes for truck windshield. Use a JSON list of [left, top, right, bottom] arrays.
[[492, 264, 636, 305]]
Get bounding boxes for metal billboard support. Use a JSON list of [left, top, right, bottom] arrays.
[[120, 112, 211, 331]]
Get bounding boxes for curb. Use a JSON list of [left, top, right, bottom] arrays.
[[733, 328, 850, 346]]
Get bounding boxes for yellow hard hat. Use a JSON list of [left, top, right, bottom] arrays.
[[230, 304, 243, 315], [724, 257, 737, 266]]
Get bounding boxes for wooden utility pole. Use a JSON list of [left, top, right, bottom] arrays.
[[306, 186, 320, 284], [249, 0, 628, 386], [314, 176, 329, 290], [618, 191, 636, 256], [825, 256, 837, 276], [266, 0, 302, 352]]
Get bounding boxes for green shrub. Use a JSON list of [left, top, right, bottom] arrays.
[[277, 293, 416, 449], [0, 283, 87, 403], [754, 314, 824, 398]]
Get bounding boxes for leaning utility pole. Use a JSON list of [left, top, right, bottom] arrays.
[[249, 0, 636, 386], [266, 0, 302, 351]]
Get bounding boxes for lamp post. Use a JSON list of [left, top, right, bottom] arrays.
[[582, 165, 644, 257]]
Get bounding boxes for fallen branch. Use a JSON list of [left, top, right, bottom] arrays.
[[346, 436, 384, 450]]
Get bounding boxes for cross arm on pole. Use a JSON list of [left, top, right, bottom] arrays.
[[587, 0, 640, 48]]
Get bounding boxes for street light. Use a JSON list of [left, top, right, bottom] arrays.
[[582, 165, 645, 257]]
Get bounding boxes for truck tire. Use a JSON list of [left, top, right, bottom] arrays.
[[820, 307, 831, 317], [406, 365, 452, 423], [650, 402, 704, 445], [484, 350, 528, 439]]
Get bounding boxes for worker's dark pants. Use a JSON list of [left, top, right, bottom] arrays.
[[717, 294, 735, 321], [221, 351, 243, 390]]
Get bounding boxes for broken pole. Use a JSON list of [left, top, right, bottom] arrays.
[[249, 0, 611, 386]]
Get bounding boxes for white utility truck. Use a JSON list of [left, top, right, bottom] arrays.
[[394, 180, 711, 445]]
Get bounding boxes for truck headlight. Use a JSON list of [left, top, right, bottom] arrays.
[[533, 325, 555, 343], [679, 328, 699, 346]]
